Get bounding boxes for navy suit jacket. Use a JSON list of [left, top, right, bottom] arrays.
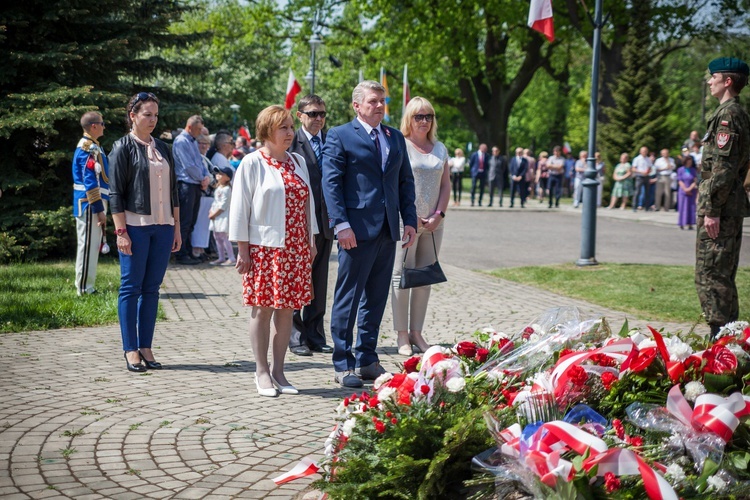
[[509, 155, 528, 179], [289, 128, 333, 240], [322, 119, 417, 242], [469, 151, 487, 179]]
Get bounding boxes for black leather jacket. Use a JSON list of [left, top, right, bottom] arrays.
[[109, 134, 179, 215]]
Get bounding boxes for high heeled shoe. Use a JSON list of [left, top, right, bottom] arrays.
[[270, 375, 299, 395], [138, 350, 162, 370], [254, 373, 278, 397], [124, 352, 147, 373]]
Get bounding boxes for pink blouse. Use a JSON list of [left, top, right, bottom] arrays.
[[125, 133, 175, 227]]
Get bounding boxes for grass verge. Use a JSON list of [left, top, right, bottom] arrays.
[[1, 258, 123, 333], [488, 263, 750, 324]]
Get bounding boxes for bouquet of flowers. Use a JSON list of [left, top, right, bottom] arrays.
[[313, 308, 750, 499]]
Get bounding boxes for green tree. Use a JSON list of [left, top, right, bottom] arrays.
[[599, 0, 674, 168], [0, 0, 204, 261]]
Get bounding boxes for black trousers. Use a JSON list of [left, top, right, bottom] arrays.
[[290, 232, 334, 349], [176, 181, 202, 258]]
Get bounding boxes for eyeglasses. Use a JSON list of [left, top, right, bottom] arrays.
[[131, 92, 157, 111], [299, 110, 327, 118], [90, 121, 106, 126], [413, 114, 434, 123]]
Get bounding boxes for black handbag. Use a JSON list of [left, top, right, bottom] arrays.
[[398, 233, 447, 289]]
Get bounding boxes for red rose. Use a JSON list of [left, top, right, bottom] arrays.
[[495, 337, 514, 354], [630, 347, 657, 372], [403, 356, 420, 373], [568, 365, 588, 386], [390, 418, 398, 425], [604, 472, 621, 493], [456, 341, 477, 358], [703, 344, 738, 374], [600, 372, 618, 390], [385, 411, 392, 418], [475, 348, 490, 363], [523, 326, 534, 334], [343, 398, 350, 407]]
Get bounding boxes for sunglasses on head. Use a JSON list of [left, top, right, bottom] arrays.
[[131, 92, 157, 111], [414, 114, 434, 122], [300, 110, 327, 118]]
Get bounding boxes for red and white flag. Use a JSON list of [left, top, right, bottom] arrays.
[[284, 70, 302, 110], [402, 64, 410, 116], [528, 0, 555, 42]]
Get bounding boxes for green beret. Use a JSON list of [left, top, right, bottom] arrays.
[[708, 57, 750, 76]]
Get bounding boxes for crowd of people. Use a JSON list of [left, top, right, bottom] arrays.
[[70, 57, 748, 390], [447, 140, 703, 229]]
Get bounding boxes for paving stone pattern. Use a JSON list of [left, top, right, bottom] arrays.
[[2, 206, 702, 499]]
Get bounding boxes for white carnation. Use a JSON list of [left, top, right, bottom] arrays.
[[378, 386, 397, 401], [684, 381, 706, 402], [528, 333, 540, 343], [342, 418, 356, 437], [486, 370, 506, 384], [665, 463, 686, 483], [706, 475, 727, 492], [717, 321, 749, 339], [445, 376, 466, 392], [664, 337, 693, 362]]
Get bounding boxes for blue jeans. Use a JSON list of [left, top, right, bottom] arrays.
[[118, 224, 174, 352]]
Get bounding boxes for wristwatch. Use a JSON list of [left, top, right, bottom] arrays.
[[115, 228, 127, 236], [435, 210, 446, 218]]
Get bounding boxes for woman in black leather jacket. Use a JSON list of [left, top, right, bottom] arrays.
[[109, 92, 181, 372]]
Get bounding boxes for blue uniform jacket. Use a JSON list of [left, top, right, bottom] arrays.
[[72, 134, 109, 217]]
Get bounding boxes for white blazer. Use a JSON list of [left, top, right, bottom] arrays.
[[228, 150, 318, 248]]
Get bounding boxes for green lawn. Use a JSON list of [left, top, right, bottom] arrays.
[[0, 259, 123, 333], [489, 263, 750, 324]]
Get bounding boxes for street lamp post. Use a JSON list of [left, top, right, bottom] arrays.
[[229, 103, 240, 138], [307, 32, 322, 94], [577, 0, 604, 267]]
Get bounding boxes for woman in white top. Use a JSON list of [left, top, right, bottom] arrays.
[[229, 105, 318, 397], [391, 97, 451, 356], [449, 148, 466, 206]]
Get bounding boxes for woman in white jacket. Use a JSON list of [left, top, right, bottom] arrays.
[[229, 105, 318, 397]]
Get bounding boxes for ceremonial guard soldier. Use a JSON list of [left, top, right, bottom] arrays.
[[696, 57, 750, 336], [73, 111, 110, 296]]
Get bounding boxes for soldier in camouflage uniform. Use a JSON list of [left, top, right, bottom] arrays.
[[696, 57, 750, 337]]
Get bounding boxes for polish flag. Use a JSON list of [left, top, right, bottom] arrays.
[[284, 70, 302, 110], [528, 0, 555, 43], [238, 125, 251, 140]]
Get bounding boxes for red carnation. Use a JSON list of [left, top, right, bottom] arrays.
[[600, 372, 618, 390], [456, 341, 477, 358], [604, 472, 621, 493], [368, 396, 380, 408], [343, 398, 350, 407], [420, 385, 430, 395], [591, 354, 617, 367], [390, 418, 397, 425], [612, 419, 625, 440], [403, 356, 420, 373], [569, 365, 588, 386], [559, 348, 574, 359], [628, 436, 643, 448], [375, 421, 386, 433], [385, 411, 392, 418], [475, 348, 490, 363]]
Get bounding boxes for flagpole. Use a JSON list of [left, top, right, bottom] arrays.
[[577, 0, 603, 267], [402, 64, 409, 117]]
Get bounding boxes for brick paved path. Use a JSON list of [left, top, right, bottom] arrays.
[[2, 206, 704, 499]]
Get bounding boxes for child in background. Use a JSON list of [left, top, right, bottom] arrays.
[[208, 165, 236, 265]]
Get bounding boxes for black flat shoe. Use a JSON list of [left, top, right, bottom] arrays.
[[124, 352, 147, 372], [139, 350, 163, 370]]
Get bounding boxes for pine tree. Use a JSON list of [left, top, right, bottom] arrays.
[[599, 0, 675, 169], [0, 0, 205, 260]]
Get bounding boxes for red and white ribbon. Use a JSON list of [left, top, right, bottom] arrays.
[[666, 384, 745, 443], [584, 448, 677, 500], [550, 339, 635, 396], [272, 457, 320, 485]]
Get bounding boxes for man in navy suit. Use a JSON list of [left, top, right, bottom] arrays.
[[509, 147, 529, 208], [323, 81, 418, 388], [288, 95, 335, 357], [468, 143, 488, 206]]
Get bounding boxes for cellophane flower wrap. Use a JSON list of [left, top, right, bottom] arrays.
[[314, 309, 750, 499]]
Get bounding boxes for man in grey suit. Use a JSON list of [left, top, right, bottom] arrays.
[[288, 95, 335, 356], [487, 146, 507, 207]]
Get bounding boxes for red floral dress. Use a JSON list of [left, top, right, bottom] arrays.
[[242, 152, 312, 309]]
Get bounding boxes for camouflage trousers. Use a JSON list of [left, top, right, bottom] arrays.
[[695, 216, 744, 327]]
